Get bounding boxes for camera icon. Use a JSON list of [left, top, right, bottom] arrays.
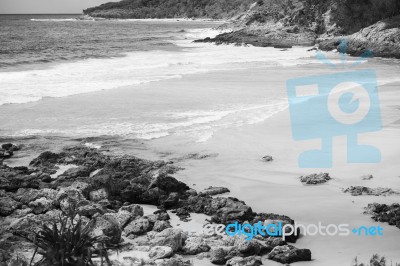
[[287, 69, 382, 168]]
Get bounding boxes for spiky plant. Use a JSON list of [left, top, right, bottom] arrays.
[[23, 214, 111, 266]]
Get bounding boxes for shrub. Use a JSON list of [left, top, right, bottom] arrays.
[[22, 214, 111, 266]]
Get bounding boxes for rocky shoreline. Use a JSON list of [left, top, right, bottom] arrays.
[[0, 143, 311, 266]]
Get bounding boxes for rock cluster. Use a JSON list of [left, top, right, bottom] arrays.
[[364, 203, 400, 229], [344, 186, 400, 197], [299, 173, 331, 185], [0, 144, 311, 265]]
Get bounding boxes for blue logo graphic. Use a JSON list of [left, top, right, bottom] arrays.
[[287, 43, 382, 168]]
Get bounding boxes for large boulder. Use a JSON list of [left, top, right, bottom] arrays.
[[89, 188, 109, 202], [59, 166, 91, 179], [150, 228, 187, 252], [28, 197, 53, 214], [91, 214, 122, 244], [267, 245, 311, 264], [209, 197, 253, 224], [182, 236, 210, 255], [209, 247, 234, 265], [0, 197, 21, 216], [149, 246, 174, 259], [12, 188, 57, 205], [124, 217, 151, 236], [153, 220, 172, 232]]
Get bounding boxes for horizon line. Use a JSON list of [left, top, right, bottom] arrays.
[[0, 13, 83, 15]]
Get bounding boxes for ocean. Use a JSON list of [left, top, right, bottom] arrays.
[[1, 14, 399, 142]]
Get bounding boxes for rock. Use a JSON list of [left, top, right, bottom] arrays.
[[182, 236, 210, 255], [1, 143, 20, 152], [344, 186, 400, 196], [59, 166, 91, 179], [235, 238, 262, 256], [153, 220, 172, 232], [56, 188, 85, 214], [150, 228, 186, 252], [77, 203, 104, 218], [209, 247, 231, 265], [91, 214, 122, 244], [89, 188, 109, 202], [361, 175, 374, 180], [319, 16, 400, 59], [364, 203, 400, 229], [199, 186, 230, 196], [164, 192, 179, 208], [299, 173, 331, 185], [29, 151, 60, 168], [28, 197, 53, 214], [13, 188, 57, 205], [149, 174, 189, 194], [113, 210, 134, 228], [209, 197, 253, 224], [226, 256, 262, 266], [149, 246, 174, 259], [267, 245, 311, 264], [261, 155, 273, 162], [0, 197, 22, 216], [0, 149, 13, 159], [124, 217, 151, 236]]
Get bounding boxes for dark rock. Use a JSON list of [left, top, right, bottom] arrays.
[[91, 214, 122, 244], [299, 173, 331, 185], [267, 245, 312, 264], [361, 174, 374, 180], [59, 166, 91, 179], [319, 16, 400, 59], [261, 155, 273, 162], [0, 197, 22, 216], [153, 220, 172, 232], [364, 203, 400, 229], [199, 186, 230, 196], [344, 186, 399, 196], [1, 143, 20, 152]]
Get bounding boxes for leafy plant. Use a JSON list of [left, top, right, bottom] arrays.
[[22, 214, 111, 266]]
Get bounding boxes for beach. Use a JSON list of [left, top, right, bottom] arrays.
[[1, 16, 400, 266]]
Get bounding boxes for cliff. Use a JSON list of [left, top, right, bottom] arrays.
[[83, 0, 254, 19], [84, 0, 400, 58]]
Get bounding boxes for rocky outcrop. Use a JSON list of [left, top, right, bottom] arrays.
[[0, 143, 20, 160], [364, 203, 400, 229], [299, 173, 331, 185], [267, 245, 312, 264], [199, 186, 230, 196], [319, 16, 400, 59], [344, 186, 400, 196], [0, 144, 308, 265]]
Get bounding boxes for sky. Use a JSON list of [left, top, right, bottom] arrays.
[[0, 0, 120, 14]]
